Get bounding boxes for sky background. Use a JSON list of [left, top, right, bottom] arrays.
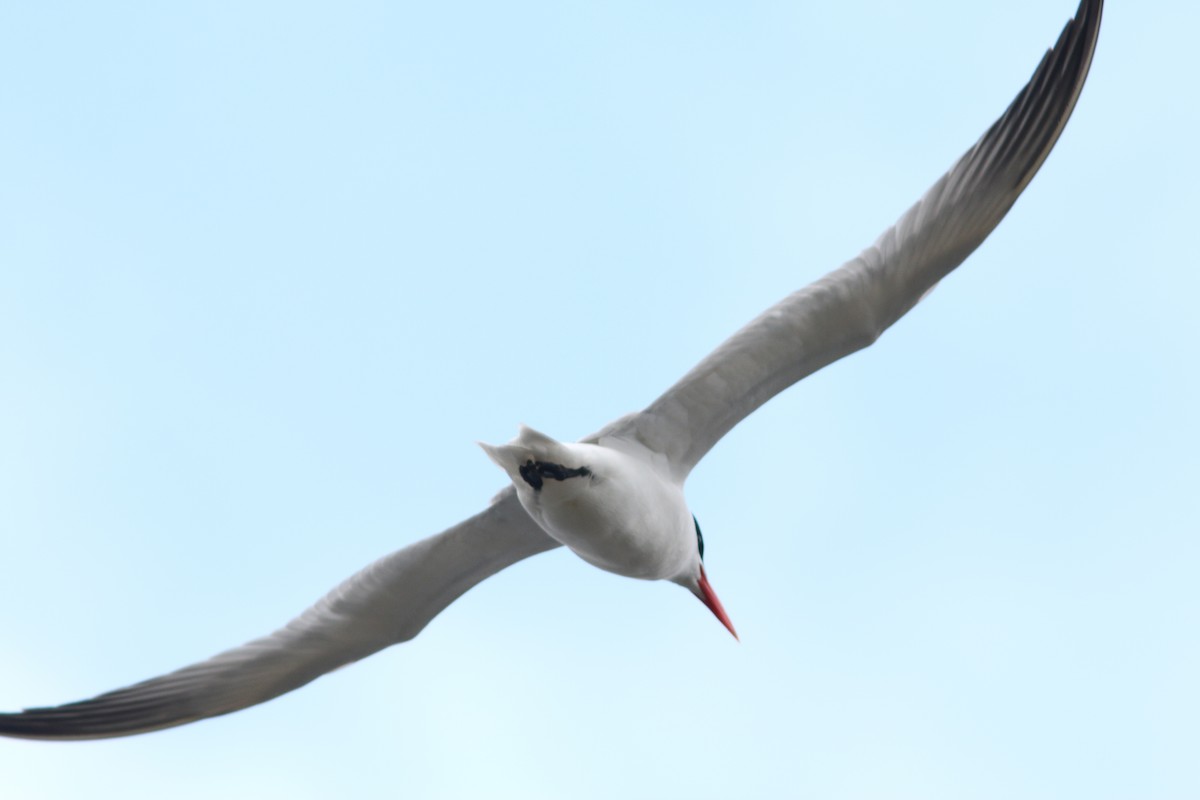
[[1, 1, 1197, 797]]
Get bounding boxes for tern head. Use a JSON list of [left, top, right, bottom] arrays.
[[677, 516, 738, 641]]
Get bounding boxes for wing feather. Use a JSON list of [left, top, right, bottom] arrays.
[[598, 0, 1102, 479], [0, 490, 557, 740]]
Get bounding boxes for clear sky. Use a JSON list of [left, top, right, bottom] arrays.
[[1, 1, 1196, 797]]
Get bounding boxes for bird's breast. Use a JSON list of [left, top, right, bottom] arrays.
[[515, 444, 692, 581]]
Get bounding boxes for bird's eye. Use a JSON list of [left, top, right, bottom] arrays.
[[693, 516, 704, 561]]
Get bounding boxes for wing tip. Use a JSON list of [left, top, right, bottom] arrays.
[[0, 704, 194, 741], [1015, 0, 1104, 188]]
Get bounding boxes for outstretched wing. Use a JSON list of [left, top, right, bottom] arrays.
[[0, 490, 557, 740], [599, 0, 1103, 479]]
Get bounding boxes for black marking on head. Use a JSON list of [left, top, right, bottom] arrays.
[[694, 515, 704, 561], [519, 460, 592, 492]]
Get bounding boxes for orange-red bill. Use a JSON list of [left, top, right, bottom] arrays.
[[696, 565, 738, 641]]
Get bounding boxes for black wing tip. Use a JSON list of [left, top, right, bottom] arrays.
[[0, 689, 205, 741], [1074, 0, 1104, 109], [0, 708, 197, 741], [1058, 0, 1104, 118], [1016, 0, 1104, 182], [0, 710, 137, 742], [0, 709, 106, 742], [950, 0, 1103, 219]]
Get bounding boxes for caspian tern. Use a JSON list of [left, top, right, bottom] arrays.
[[0, 0, 1102, 740]]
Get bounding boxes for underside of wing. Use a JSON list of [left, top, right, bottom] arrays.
[[599, 0, 1102, 479], [0, 490, 557, 740]]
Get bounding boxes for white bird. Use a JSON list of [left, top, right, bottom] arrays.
[[0, 0, 1102, 740], [480, 425, 737, 637]]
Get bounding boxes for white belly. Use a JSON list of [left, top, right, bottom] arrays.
[[515, 442, 693, 581]]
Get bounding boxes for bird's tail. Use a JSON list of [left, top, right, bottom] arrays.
[[478, 425, 570, 484]]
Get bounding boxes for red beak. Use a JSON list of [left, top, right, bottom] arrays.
[[696, 566, 738, 641]]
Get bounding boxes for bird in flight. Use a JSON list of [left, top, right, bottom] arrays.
[[0, 0, 1102, 740]]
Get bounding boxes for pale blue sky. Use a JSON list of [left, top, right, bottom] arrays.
[[2, 1, 1197, 798]]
